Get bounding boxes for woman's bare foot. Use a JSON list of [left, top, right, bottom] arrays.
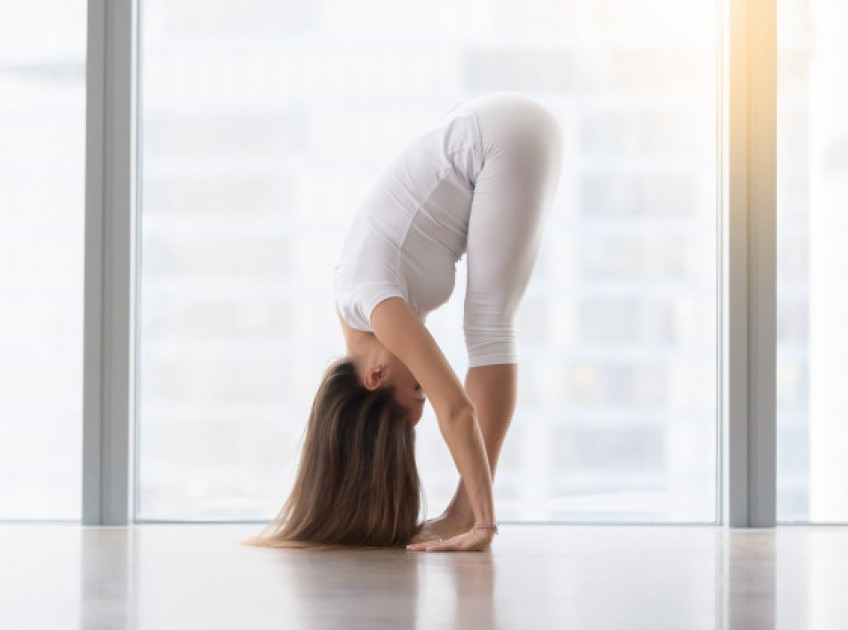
[[409, 511, 475, 545]]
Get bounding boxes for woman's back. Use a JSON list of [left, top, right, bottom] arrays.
[[333, 102, 484, 332]]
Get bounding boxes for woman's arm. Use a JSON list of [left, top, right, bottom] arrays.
[[369, 297, 496, 551]]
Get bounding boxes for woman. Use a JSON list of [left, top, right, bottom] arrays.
[[247, 92, 563, 552]]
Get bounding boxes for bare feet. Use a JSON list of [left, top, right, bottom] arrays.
[[409, 511, 475, 545]]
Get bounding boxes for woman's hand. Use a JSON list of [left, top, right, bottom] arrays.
[[406, 527, 495, 553]]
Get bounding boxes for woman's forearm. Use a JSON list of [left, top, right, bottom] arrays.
[[436, 405, 496, 525]]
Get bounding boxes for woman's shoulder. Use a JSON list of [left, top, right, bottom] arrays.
[[334, 264, 409, 333]]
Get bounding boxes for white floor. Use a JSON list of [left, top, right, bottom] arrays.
[[1, 524, 846, 629]]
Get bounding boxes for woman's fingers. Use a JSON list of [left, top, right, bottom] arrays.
[[417, 540, 462, 553], [406, 538, 446, 552]]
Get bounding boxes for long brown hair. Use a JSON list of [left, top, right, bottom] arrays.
[[243, 358, 424, 549]]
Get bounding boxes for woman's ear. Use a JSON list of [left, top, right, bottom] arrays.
[[362, 363, 387, 390]]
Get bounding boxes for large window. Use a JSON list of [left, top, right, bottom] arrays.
[[6, 0, 835, 526], [0, 1, 86, 520], [776, 0, 848, 522], [137, 0, 718, 522]]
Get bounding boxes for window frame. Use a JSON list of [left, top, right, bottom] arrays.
[[82, 0, 139, 525], [721, 0, 777, 527]]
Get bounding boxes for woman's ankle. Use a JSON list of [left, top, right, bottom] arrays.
[[441, 505, 475, 527]]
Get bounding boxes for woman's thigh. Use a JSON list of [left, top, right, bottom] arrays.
[[462, 93, 563, 366]]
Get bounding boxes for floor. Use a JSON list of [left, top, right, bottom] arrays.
[[1, 525, 846, 630]]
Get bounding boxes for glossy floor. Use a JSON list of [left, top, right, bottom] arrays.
[[1, 524, 846, 629]]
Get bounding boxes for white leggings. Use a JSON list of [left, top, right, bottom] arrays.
[[460, 93, 564, 367]]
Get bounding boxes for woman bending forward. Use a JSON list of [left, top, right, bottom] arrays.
[[249, 92, 563, 552]]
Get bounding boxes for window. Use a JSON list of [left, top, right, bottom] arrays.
[[6, 0, 819, 526], [0, 1, 86, 520], [137, 0, 718, 522], [776, 0, 848, 522]]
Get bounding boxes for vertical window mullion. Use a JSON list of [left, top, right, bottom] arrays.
[[82, 0, 139, 525], [723, 0, 777, 527]]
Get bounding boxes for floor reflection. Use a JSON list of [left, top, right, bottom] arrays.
[[283, 549, 422, 628], [0, 524, 845, 629], [721, 530, 776, 630]]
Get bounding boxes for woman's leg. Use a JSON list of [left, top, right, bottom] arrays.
[[462, 92, 563, 368], [431, 94, 564, 530], [440, 364, 518, 524]]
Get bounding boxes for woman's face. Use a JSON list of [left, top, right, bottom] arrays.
[[384, 355, 426, 426]]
